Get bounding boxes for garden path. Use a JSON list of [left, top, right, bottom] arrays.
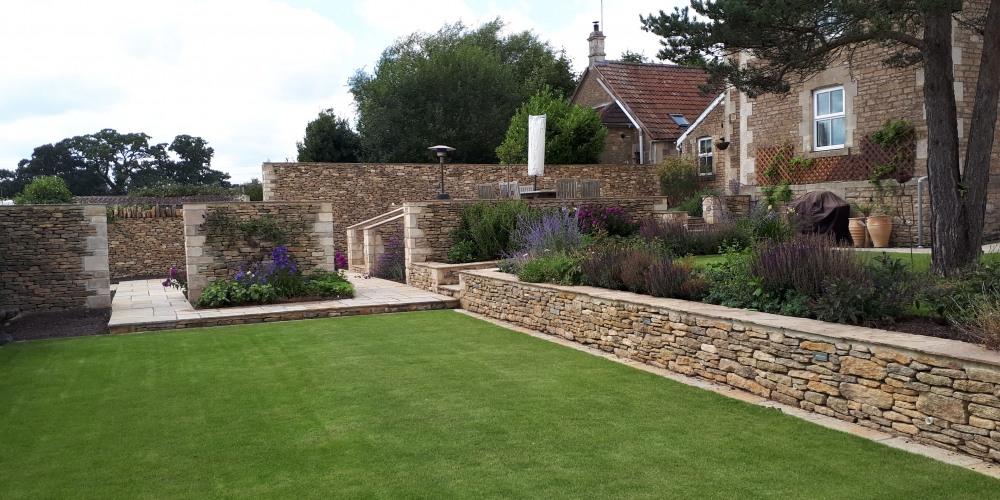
[[108, 275, 458, 334]]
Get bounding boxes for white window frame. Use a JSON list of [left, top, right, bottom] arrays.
[[814, 86, 846, 151], [697, 137, 714, 176]]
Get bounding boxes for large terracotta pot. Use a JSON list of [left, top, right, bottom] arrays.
[[867, 215, 894, 248], [848, 217, 868, 248]]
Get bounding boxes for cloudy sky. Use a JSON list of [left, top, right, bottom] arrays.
[[0, 0, 684, 182]]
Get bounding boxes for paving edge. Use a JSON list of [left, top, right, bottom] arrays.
[[453, 308, 1000, 479], [109, 298, 460, 334]]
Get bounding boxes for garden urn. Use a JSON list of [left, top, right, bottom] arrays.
[[848, 217, 869, 247], [866, 215, 894, 248]]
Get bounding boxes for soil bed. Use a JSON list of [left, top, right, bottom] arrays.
[[2, 308, 112, 342], [877, 315, 978, 344]]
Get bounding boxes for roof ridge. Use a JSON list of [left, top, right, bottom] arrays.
[[606, 60, 707, 70]]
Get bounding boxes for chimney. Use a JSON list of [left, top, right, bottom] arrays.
[[588, 21, 606, 66]]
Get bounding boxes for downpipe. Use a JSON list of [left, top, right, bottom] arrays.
[[917, 176, 929, 248]]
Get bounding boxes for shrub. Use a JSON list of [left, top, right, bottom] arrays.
[[964, 290, 1000, 350], [581, 247, 628, 290], [577, 206, 638, 237], [197, 280, 278, 308], [751, 234, 867, 300], [640, 218, 749, 256], [450, 201, 529, 263], [373, 228, 406, 282], [161, 268, 188, 294], [646, 258, 688, 298], [128, 183, 237, 198], [334, 252, 349, 271], [517, 253, 583, 285], [235, 246, 306, 298], [675, 195, 703, 217], [734, 204, 796, 242], [657, 157, 700, 206], [620, 250, 656, 294], [306, 269, 356, 298], [13, 176, 75, 205]]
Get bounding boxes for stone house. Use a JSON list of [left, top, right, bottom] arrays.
[[673, 0, 1000, 244], [569, 22, 716, 166]]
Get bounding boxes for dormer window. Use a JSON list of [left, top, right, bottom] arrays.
[[669, 114, 689, 128]]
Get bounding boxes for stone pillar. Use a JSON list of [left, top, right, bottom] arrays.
[[346, 228, 365, 272], [315, 203, 336, 271], [183, 204, 209, 305], [82, 205, 111, 309], [362, 227, 385, 274], [261, 163, 276, 201], [403, 203, 430, 284]]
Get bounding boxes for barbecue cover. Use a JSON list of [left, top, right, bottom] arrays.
[[787, 190, 852, 243]]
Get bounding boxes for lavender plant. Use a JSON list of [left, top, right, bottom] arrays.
[[373, 229, 406, 283], [512, 209, 583, 255]]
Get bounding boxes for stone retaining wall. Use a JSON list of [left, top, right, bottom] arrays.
[[183, 202, 335, 303], [108, 209, 185, 279], [0, 205, 110, 313], [460, 269, 1000, 463], [403, 197, 667, 270]]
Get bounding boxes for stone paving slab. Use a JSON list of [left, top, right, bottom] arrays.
[[109, 276, 459, 334], [454, 309, 1000, 479]]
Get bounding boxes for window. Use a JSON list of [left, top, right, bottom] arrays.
[[697, 137, 713, 176], [814, 87, 845, 150], [669, 114, 689, 128]]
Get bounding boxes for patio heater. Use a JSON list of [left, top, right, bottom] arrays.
[[428, 145, 456, 200]]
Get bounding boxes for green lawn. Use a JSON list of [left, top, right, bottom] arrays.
[[1, 311, 997, 499], [691, 249, 1000, 273]]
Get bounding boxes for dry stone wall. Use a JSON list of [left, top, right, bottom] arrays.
[[0, 205, 110, 313], [108, 208, 185, 279], [263, 162, 660, 204], [183, 202, 335, 303], [460, 269, 1000, 463]]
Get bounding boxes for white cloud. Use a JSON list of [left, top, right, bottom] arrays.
[[545, 0, 687, 74], [0, 0, 355, 182], [355, 0, 478, 38]]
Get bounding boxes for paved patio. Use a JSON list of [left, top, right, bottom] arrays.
[[109, 274, 459, 334]]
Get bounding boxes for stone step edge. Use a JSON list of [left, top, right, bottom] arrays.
[[109, 298, 460, 334]]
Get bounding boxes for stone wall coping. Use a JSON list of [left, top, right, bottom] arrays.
[[461, 268, 1000, 369], [413, 261, 498, 270], [184, 201, 327, 207], [0, 204, 97, 208], [263, 162, 652, 168], [402, 196, 669, 207]]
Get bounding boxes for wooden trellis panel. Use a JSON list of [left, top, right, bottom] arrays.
[[755, 137, 915, 186]]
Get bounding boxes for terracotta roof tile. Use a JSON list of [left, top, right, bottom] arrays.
[[595, 62, 714, 140], [593, 102, 633, 128]]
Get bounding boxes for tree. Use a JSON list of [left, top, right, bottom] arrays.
[[1, 142, 108, 197], [620, 50, 649, 63], [13, 176, 75, 205], [642, 0, 1000, 276], [296, 109, 360, 162], [349, 19, 576, 164], [5, 129, 229, 196], [496, 88, 607, 164]]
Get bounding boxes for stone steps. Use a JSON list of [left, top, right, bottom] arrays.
[[436, 284, 462, 298]]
